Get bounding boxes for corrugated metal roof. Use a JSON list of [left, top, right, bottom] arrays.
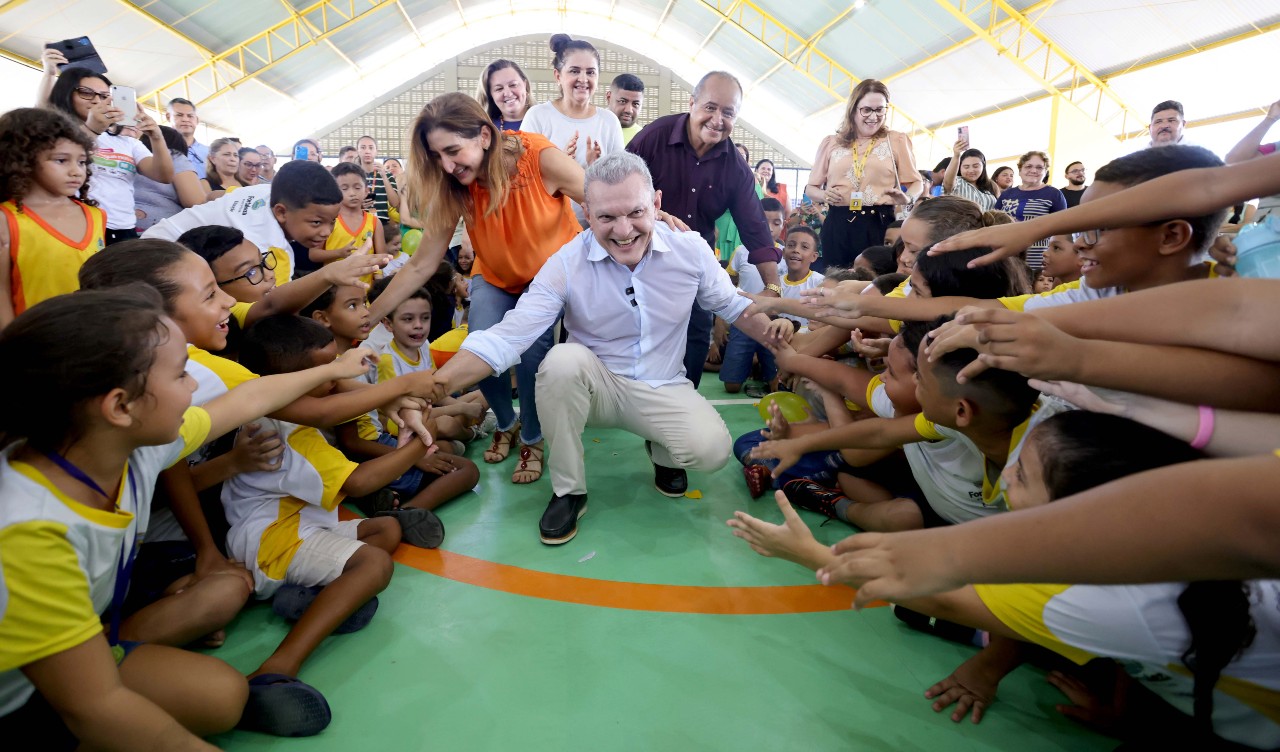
[[0, 0, 1275, 165]]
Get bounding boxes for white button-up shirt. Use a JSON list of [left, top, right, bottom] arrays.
[[463, 223, 752, 388]]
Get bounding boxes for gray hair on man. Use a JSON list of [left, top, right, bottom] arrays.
[[583, 151, 655, 202]]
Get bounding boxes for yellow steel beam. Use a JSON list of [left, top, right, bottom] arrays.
[[932, 0, 1147, 138], [275, 0, 361, 74], [749, 5, 854, 92], [113, 0, 296, 104], [882, 0, 1058, 84], [697, 0, 933, 138], [0, 46, 37, 68], [140, 0, 396, 112]]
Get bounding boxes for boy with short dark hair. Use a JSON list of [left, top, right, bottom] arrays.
[[143, 160, 346, 282]]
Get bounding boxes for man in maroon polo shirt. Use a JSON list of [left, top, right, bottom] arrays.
[[627, 71, 781, 387]]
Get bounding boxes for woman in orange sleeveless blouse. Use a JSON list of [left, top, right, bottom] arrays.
[[370, 93, 584, 486]]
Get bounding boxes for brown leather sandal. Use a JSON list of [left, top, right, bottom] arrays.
[[512, 441, 544, 484], [484, 424, 519, 464]]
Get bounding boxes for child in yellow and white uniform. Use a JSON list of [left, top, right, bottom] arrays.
[[777, 225, 824, 330], [221, 418, 364, 598], [0, 406, 210, 717]]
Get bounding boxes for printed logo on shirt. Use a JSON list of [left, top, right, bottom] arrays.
[[93, 150, 138, 174], [251, 199, 266, 211]]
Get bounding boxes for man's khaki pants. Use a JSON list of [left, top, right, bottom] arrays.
[[536, 343, 732, 497]]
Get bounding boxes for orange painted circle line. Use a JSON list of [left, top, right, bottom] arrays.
[[391, 544, 886, 615]]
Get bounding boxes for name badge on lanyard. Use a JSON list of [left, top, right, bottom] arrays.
[[849, 192, 864, 211]]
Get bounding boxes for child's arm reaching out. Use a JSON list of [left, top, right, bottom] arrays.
[[930, 151, 1280, 266], [241, 251, 389, 327], [816, 454, 1280, 609], [202, 347, 377, 443], [751, 414, 930, 478]]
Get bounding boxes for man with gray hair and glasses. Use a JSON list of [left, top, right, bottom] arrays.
[[426, 151, 784, 546]]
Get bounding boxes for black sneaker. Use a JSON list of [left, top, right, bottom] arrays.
[[782, 479, 846, 521], [539, 493, 587, 545], [893, 605, 982, 647], [645, 441, 687, 497]]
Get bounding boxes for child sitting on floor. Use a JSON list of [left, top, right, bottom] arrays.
[[0, 288, 379, 744], [224, 314, 442, 733], [721, 196, 784, 394], [727, 410, 1278, 750]]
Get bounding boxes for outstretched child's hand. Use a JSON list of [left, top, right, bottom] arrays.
[[929, 221, 1046, 267], [799, 286, 865, 319], [322, 250, 390, 288], [926, 654, 1000, 724], [392, 405, 435, 449], [1028, 380, 1128, 416], [759, 401, 791, 441], [926, 307, 1083, 383], [817, 529, 961, 609], [1047, 669, 1126, 734], [726, 491, 829, 569], [330, 346, 377, 379], [738, 289, 785, 314], [851, 329, 892, 360], [763, 317, 795, 345], [749, 438, 802, 478], [418, 453, 461, 475]]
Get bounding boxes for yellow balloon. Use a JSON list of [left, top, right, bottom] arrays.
[[401, 228, 423, 256], [757, 391, 810, 423]]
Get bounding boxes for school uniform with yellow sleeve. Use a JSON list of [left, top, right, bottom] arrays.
[[220, 418, 363, 599], [0, 407, 211, 717]]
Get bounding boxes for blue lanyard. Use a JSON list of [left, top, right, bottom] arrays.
[[44, 451, 139, 644]]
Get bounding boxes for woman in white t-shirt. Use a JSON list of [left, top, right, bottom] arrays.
[[45, 65, 174, 244], [521, 34, 623, 221]]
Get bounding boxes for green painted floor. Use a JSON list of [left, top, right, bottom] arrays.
[[210, 380, 1110, 751]]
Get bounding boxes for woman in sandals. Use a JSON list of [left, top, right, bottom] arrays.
[[369, 92, 585, 485]]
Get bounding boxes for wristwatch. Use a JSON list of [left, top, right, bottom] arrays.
[[764, 283, 782, 294]]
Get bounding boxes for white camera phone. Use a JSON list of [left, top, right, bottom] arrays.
[[109, 85, 137, 127]]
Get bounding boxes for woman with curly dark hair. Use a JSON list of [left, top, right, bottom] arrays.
[[0, 107, 105, 328], [44, 61, 173, 243]]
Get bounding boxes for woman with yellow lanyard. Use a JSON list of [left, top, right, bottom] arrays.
[[805, 79, 923, 269]]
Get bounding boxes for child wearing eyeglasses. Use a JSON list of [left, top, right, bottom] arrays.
[[175, 224, 389, 336], [0, 107, 106, 329]]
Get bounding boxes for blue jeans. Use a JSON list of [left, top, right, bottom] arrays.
[[733, 429, 841, 487], [719, 327, 777, 386], [469, 274, 557, 445], [684, 303, 714, 388]]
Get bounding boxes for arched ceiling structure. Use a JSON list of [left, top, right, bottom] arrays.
[[1, 1, 1277, 169]]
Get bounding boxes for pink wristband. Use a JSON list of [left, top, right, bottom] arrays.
[[1190, 405, 1215, 450]]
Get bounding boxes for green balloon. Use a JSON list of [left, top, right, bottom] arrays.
[[401, 228, 423, 256], [757, 391, 810, 423]]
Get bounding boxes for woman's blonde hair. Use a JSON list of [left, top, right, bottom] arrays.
[[405, 92, 524, 237], [206, 137, 238, 180], [836, 79, 891, 146]]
